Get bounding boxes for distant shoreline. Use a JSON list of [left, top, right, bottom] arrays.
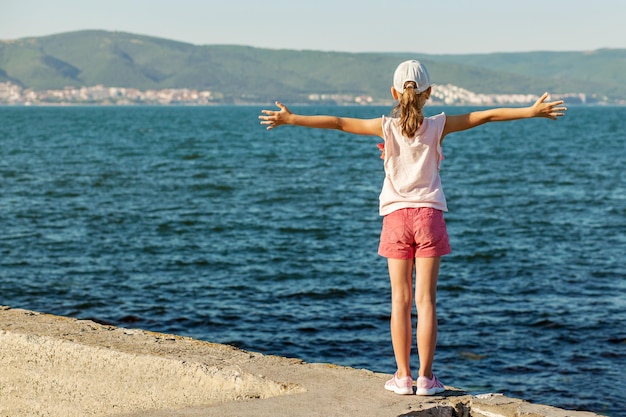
[[3, 30, 625, 107], [1, 81, 614, 107], [1, 102, 622, 108]]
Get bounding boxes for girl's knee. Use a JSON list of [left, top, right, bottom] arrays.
[[391, 286, 413, 311], [415, 297, 436, 310], [392, 292, 413, 309]]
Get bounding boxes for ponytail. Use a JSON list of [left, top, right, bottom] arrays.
[[392, 82, 429, 138]]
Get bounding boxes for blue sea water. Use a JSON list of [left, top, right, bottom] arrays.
[[0, 105, 624, 416]]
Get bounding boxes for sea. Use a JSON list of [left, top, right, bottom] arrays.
[[1, 105, 624, 416]]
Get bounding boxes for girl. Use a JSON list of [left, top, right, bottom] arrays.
[[259, 60, 566, 396]]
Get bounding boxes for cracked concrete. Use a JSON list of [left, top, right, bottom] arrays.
[[0, 307, 605, 417]]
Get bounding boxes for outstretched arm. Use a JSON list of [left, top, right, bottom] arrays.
[[442, 92, 567, 139], [259, 101, 383, 138]]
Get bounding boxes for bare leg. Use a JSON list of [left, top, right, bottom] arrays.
[[387, 257, 414, 378], [414, 256, 440, 378]]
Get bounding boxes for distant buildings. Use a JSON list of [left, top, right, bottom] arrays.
[[0, 81, 603, 106], [0, 83, 218, 105]]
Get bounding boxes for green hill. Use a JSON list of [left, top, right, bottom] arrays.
[[1, 30, 625, 102]]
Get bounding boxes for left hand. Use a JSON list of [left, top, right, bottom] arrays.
[[259, 101, 292, 130]]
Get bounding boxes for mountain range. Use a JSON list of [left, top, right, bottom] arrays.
[[1, 30, 625, 104]]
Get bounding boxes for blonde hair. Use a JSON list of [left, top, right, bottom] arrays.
[[392, 82, 429, 138]]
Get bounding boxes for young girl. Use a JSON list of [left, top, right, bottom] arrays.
[[259, 60, 567, 396]]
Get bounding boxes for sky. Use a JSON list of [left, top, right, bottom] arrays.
[[1, 0, 624, 54]]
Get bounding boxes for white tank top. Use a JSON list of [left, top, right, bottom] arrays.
[[379, 112, 447, 215]]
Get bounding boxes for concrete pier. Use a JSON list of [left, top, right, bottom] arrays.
[[0, 306, 605, 417]]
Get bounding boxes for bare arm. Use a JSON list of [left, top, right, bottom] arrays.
[[441, 92, 567, 140], [259, 101, 383, 138]]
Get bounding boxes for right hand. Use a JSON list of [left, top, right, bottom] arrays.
[[532, 92, 567, 120]]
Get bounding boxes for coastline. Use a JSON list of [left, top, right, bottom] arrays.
[[1, 81, 604, 107], [0, 306, 606, 417]]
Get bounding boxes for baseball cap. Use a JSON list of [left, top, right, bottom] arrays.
[[393, 60, 431, 94]]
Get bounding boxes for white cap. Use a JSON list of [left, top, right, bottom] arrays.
[[393, 60, 431, 93]]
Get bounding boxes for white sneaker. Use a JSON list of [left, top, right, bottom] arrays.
[[416, 374, 445, 396], [384, 372, 413, 395]]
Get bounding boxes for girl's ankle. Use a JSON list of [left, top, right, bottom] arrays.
[[396, 370, 412, 378]]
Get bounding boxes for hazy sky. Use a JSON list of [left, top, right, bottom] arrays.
[[1, 0, 624, 54]]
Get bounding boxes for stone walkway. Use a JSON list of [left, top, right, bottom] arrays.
[[0, 306, 604, 417]]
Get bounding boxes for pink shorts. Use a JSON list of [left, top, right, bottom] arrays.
[[378, 208, 451, 259]]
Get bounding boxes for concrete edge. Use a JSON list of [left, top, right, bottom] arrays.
[[0, 306, 607, 417]]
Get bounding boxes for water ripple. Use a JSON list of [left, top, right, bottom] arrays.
[[0, 106, 624, 416]]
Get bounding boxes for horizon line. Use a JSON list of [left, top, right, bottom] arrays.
[[1, 29, 623, 56]]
